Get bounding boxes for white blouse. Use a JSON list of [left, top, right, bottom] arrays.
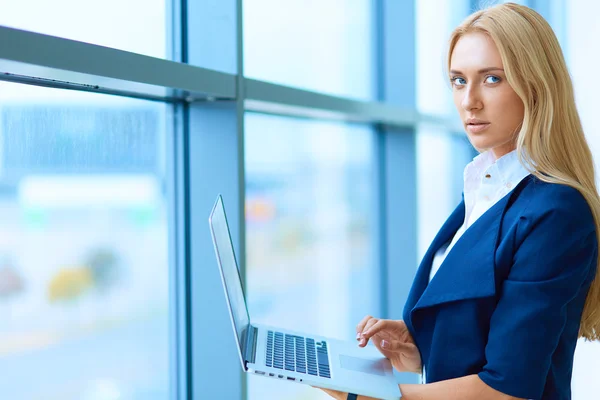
[[428, 149, 531, 282]]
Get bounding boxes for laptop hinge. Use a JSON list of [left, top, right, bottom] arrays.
[[243, 325, 258, 365]]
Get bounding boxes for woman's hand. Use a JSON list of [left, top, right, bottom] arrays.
[[356, 316, 422, 373]]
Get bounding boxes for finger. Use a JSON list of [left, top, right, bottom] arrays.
[[374, 330, 392, 341], [380, 339, 417, 353], [362, 319, 393, 340], [356, 315, 373, 337], [358, 318, 381, 346]]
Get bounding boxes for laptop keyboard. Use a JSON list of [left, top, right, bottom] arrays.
[[265, 331, 331, 378]]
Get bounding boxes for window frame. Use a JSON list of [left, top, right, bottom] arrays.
[[0, 0, 496, 397]]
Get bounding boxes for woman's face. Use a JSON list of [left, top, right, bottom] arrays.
[[450, 32, 525, 159]]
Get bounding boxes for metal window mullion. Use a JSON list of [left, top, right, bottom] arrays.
[[184, 0, 244, 398], [378, 0, 420, 385]]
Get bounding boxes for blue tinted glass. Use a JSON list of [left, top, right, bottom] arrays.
[[416, 124, 474, 261], [0, 82, 171, 399], [0, 0, 168, 58], [416, 0, 468, 116], [244, 112, 378, 399], [244, 0, 374, 99]]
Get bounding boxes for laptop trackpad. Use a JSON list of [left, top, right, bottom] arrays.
[[339, 355, 386, 376]]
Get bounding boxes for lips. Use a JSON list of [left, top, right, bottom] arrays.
[[466, 118, 490, 134], [466, 122, 491, 134]]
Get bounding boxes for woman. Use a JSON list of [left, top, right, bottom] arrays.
[[317, 3, 600, 400]]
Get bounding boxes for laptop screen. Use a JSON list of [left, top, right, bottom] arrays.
[[209, 195, 251, 365]]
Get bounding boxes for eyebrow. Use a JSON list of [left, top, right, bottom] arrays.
[[449, 67, 504, 74]]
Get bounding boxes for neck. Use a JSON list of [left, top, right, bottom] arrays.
[[491, 144, 517, 160]]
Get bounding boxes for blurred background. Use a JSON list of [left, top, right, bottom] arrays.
[[0, 0, 598, 399]]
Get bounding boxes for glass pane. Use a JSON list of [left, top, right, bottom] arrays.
[[243, 0, 374, 100], [244, 113, 378, 399], [566, 1, 600, 398], [0, 0, 168, 58], [416, 124, 474, 260], [0, 82, 171, 399], [416, 0, 468, 116]]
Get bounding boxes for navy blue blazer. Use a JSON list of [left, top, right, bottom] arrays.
[[403, 175, 598, 400]]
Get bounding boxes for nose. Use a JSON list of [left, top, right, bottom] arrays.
[[461, 85, 483, 112]]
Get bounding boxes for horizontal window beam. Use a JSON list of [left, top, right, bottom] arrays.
[[0, 25, 236, 102], [244, 78, 416, 126], [0, 26, 463, 131], [244, 78, 462, 131]]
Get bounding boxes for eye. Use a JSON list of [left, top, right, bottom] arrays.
[[451, 77, 466, 87], [485, 75, 501, 84]]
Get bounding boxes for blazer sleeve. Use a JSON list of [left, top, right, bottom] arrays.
[[478, 191, 597, 399]]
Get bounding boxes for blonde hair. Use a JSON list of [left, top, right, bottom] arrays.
[[447, 3, 600, 341]]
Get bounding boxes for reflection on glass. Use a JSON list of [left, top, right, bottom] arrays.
[[0, 0, 168, 58], [243, 0, 373, 100], [0, 82, 170, 400], [244, 113, 378, 399]]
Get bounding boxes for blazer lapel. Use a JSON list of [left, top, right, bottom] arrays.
[[407, 177, 528, 320], [412, 197, 506, 312], [404, 199, 465, 318]]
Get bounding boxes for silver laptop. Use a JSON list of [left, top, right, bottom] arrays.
[[209, 195, 401, 400]]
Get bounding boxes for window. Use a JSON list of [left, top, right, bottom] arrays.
[[0, 0, 169, 58], [417, 0, 468, 116], [0, 82, 172, 400], [243, 0, 374, 100], [416, 0, 473, 260], [244, 113, 378, 399], [416, 124, 474, 260]]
